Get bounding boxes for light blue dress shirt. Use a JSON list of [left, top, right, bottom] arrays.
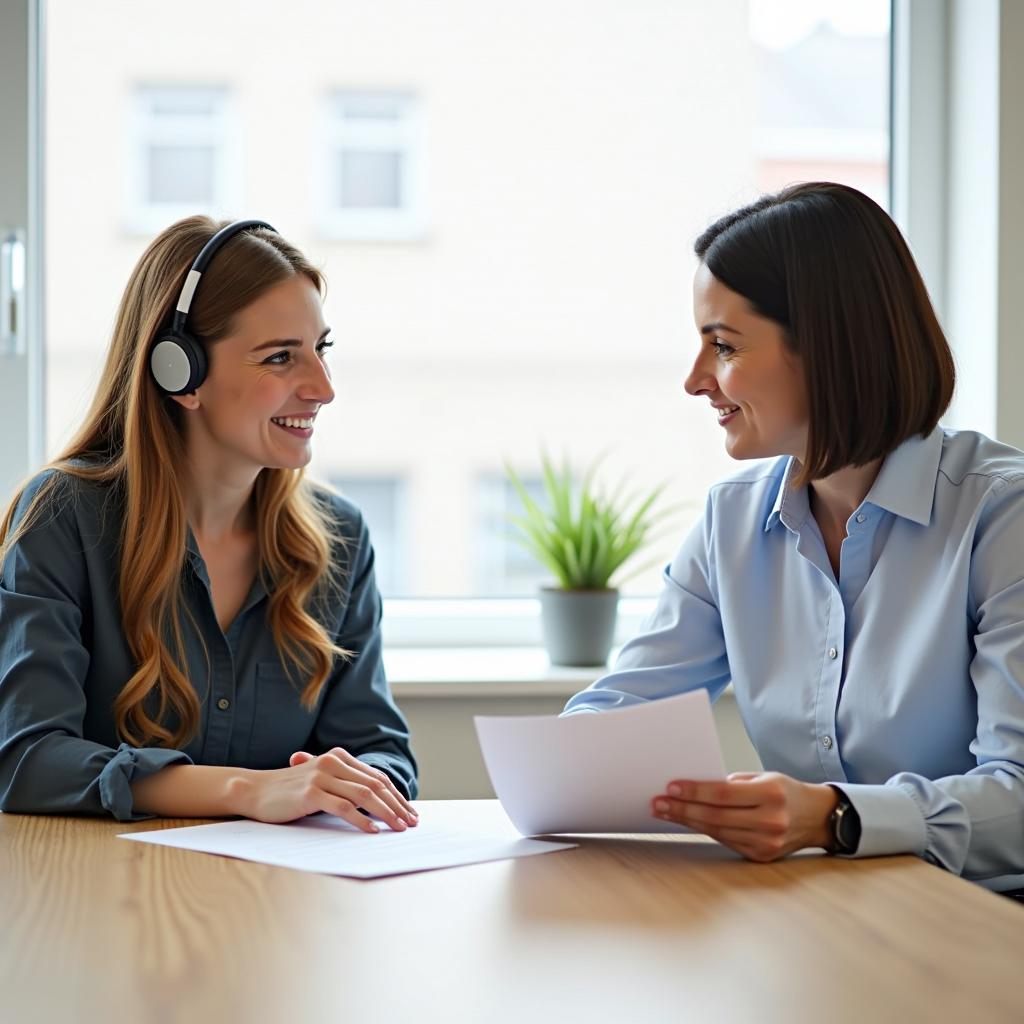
[[564, 427, 1024, 891]]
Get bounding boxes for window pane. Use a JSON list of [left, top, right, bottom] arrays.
[[337, 150, 401, 208], [751, 0, 889, 203], [44, 0, 890, 599], [147, 144, 215, 204], [476, 477, 551, 595], [338, 96, 403, 120], [149, 93, 216, 117], [329, 477, 405, 594]]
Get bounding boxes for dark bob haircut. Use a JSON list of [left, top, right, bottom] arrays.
[[694, 182, 955, 486]]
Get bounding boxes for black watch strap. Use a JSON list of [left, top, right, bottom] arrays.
[[827, 785, 862, 855]]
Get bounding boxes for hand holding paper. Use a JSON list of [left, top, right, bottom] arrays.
[[475, 689, 727, 835]]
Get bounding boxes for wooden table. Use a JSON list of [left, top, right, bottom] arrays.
[[1, 802, 1020, 1024]]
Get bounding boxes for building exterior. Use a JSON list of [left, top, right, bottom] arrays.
[[44, 0, 888, 596]]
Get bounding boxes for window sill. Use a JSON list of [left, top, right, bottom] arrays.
[[383, 646, 614, 699]]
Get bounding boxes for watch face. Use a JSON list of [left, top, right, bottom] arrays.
[[835, 806, 853, 849], [834, 799, 860, 853]]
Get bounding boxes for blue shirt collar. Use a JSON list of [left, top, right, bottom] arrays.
[[862, 426, 943, 526], [184, 526, 208, 582], [765, 458, 808, 534], [764, 426, 944, 533]]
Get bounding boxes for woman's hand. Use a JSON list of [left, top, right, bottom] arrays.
[[651, 772, 838, 862], [233, 747, 419, 833]]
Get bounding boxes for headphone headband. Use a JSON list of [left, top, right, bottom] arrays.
[[150, 218, 278, 395], [170, 218, 277, 334]]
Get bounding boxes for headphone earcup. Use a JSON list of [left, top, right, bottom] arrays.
[[150, 330, 207, 395]]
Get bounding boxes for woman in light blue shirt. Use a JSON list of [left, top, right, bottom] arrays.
[[565, 182, 1024, 894]]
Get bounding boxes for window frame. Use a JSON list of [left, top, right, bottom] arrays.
[[124, 84, 237, 235], [15, 1, 1014, 651], [316, 90, 426, 241], [0, 0, 44, 502]]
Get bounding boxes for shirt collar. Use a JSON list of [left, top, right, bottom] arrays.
[[183, 525, 269, 609], [183, 526, 214, 592], [764, 457, 809, 534], [763, 426, 944, 532], [861, 425, 944, 526]]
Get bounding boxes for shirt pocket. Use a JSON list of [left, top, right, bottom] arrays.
[[246, 661, 319, 770]]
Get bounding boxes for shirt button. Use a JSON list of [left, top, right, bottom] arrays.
[[217, 698, 231, 711], [855, 514, 866, 524], [822, 735, 833, 750], [828, 647, 838, 660]]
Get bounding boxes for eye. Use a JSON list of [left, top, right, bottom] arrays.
[[316, 338, 334, 358], [711, 339, 734, 358], [262, 350, 293, 366]]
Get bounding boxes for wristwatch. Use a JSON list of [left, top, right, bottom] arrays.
[[827, 785, 861, 855]]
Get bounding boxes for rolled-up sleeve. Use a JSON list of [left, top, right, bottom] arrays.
[[310, 508, 417, 798], [0, 476, 192, 820]]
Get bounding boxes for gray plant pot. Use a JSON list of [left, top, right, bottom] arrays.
[[539, 587, 619, 667]]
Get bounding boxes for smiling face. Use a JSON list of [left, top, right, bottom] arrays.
[[172, 273, 335, 475], [685, 263, 809, 463]]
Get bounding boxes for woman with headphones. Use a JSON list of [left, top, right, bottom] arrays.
[[565, 183, 1024, 895], [0, 218, 419, 832]]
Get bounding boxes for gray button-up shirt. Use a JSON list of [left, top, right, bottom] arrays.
[[0, 470, 417, 821]]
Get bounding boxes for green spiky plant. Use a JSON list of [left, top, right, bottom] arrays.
[[505, 452, 671, 591]]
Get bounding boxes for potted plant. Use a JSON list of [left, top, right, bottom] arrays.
[[505, 452, 671, 667]]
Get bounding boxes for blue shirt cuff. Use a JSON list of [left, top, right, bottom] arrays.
[[98, 743, 193, 822], [833, 782, 929, 859]]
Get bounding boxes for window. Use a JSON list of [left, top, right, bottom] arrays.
[[318, 92, 423, 240], [752, 8, 889, 205], [127, 86, 235, 231], [475, 476, 551, 596], [41, 0, 892, 620], [329, 477, 407, 596]]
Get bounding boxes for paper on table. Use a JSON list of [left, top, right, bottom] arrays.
[[475, 689, 727, 836], [118, 799, 576, 878]]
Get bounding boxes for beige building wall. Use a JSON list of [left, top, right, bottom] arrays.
[[44, 1, 879, 596]]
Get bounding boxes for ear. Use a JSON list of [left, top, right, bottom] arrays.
[[168, 391, 201, 411]]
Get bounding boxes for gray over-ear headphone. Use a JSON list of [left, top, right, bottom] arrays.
[[149, 219, 277, 395]]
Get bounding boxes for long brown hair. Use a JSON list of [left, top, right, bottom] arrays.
[[0, 216, 348, 748], [695, 182, 955, 487]]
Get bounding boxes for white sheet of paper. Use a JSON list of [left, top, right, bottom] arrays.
[[475, 689, 727, 835], [118, 799, 575, 878]]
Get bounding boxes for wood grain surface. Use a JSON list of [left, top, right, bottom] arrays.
[[0, 804, 1020, 1024]]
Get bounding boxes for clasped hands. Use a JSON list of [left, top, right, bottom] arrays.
[[651, 772, 839, 862]]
